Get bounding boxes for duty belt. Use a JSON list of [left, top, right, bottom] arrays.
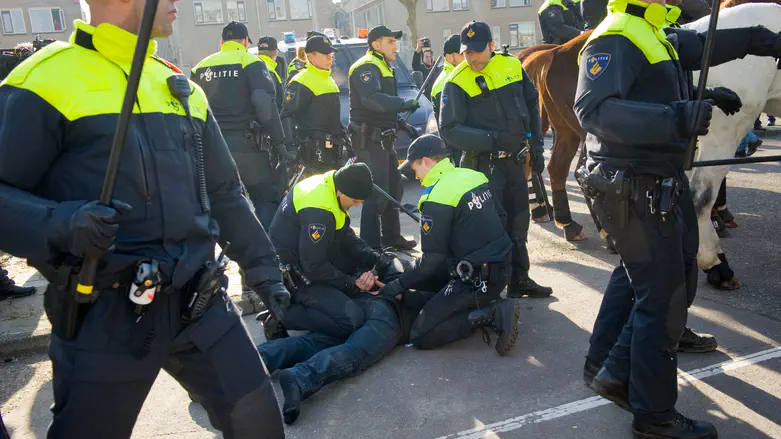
[[450, 260, 505, 293]]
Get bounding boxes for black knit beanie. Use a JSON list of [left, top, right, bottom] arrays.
[[334, 163, 374, 200]]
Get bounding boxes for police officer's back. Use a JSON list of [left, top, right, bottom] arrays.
[[257, 36, 285, 109], [348, 25, 420, 251], [191, 22, 291, 229], [0, 4, 287, 438], [429, 35, 464, 131], [281, 35, 348, 173], [538, 0, 583, 44], [440, 21, 552, 299]]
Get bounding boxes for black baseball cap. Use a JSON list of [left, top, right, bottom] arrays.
[[460, 21, 492, 53], [257, 36, 278, 50], [398, 134, 449, 173], [223, 21, 252, 43], [443, 34, 461, 55], [306, 35, 337, 54], [368, 25, 403, 45]]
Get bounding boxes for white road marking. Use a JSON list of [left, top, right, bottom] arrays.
[[435, 346, 781, 439]]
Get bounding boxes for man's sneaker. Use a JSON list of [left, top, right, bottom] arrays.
[[583, 358, 602, 388], [259, 312, 289, 341], [0, 269, 36, 301], [717, 207, 738, 229], [278, 369, 303, 425], [710, 213, 730, 238], [507, 277, 553, 298], [468, 299, 521, 356], [590, 366, 631, 412], [632, 412, 718, 439], [678, 327, 718, 353]]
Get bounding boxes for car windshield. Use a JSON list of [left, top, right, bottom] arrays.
[[331, 44, 413, 92]]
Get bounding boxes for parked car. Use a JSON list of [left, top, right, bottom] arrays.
[[250, 36, 438, 165]]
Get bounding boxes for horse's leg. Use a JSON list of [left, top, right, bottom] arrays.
[[548, 126, 586, 241]]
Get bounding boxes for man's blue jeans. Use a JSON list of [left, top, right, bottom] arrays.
[[258, 296, 402, 400]]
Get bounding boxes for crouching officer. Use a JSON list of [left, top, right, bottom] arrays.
[[261, 162, 397, 340], [281, 34, 350, 173], [257, 36, 285, 108], [192, 21, 292, 230], [440, 21, 552, 298], [380, 135, 521, 355], [348, 25, 420, 251], [0, 8, 289, 439], [538, 0, 583, 44], [429, 34, 465, 162]]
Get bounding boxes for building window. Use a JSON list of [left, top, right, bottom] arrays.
[[1, 9, 25, 35], [227, 1, 247, 22], [509, 22, 535, 48], [426, 0, 449, 12], [267, 0, 286, 20], [453, 0, 469, 10], [492, 25, 501, 47], [491, 0, 507, 7], [194, 1, 223, 25], [509, 0, 531, 6], [28, 7, 66, 33], [290, 0, 312, 19]]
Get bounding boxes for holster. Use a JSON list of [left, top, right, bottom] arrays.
[[576, 164, 631, 229], [348, 122, 371, 151], [379, 128, 397, 151]]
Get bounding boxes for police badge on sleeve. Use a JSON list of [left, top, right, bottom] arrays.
[[420, 215, 433, 235], [309, 223, 326, 243], [586, 53, 611, 80], [361, 71, 372, 83]]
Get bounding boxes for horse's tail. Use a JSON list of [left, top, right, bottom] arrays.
[[540, 98, 551, 136]]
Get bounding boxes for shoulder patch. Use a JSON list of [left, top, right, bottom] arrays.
[[285, 88, 295, 102], [360, 70, 372, 83], [309, 223, 326, 243], [152, 55, 183, 74], [263, 68, 273, 83], [549, 10, 556, 17], [586, 53, 611, 80], [441, 92, 448, 110], [421, 215, 434, 235]]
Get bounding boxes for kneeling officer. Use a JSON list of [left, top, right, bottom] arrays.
[[382, 135, 521, 355], [262, 162, 396, 339]]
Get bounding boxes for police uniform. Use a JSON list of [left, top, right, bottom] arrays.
[[430, 34, 463, 163], [281, 35, 348, 173], [287, 57, 308, 83], [574, 1, 781, 436], [440, 21, 552, 298], [257, 36, 285, 109], [266, 164, 389, 339], [191, 22, 288, 230], [0, 20, 287, 438], [348, 25, 419, 251], [538, 0, 583, 44]]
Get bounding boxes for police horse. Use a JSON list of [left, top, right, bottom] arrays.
[[518, 1, 781, 289]]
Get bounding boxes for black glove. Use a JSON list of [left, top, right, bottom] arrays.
[[703, 87, 742, 116], [275, 142, 297, 165], [256, 282, 291, 321], [530, 146, 545, 174], [401, 99, 421, 112], [375, 251, 398, 277], [379, 278, 405, 300], [672, 99, 713, 138], [54, 199, 133, 259]]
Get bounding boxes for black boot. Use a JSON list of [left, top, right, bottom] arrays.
[[258, 312, 289, 341], [381, 235, 417, 251], [633, 412, 718, 439], [0, 269, 36, 301], [507, 276, 553, 298], [678, 327, 718, 353], [468, 299, 521, 356], [583, 358, 602, 388], [590, 366, 631, 412], [278, 369, 303, 425]]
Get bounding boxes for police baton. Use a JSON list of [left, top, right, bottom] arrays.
[[683, 0, 720, 170], [74, 0, 160, 301], [402, 54, 443, 123]]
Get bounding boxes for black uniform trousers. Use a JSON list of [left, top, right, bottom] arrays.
[[45, 283, 284, 439], [410, 260, 510, 350], [222, 129, 284, 230], [474, 156, 531, 280], [356, 139, 404, 249], [586, 173, 695, 425]]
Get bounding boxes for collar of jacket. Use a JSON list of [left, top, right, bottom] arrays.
[[607, 0, 667, 29], [306, 61, 332, 78], [369, 50, 391, 67], [258, 53, 278, 69], [221, 40, 247, 52], [71, 19, 158, 69], [422, 159, 455, 187], [443, 60, 455, 72]]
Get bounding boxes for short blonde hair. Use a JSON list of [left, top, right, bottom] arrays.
[[296, 47, 307, 61]]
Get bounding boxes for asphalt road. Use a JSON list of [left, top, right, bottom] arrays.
[[2, 134, 781, 439]]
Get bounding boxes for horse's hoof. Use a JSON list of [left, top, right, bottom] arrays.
[[563, 222, 586, 241], [531, 204, 552, 223], [710, 277, 741, 291], [603, 235, 617, 254], [532, 213, 552, 223]]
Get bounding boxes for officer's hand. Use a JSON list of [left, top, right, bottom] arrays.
[[672, 99, 713, 138], [401, 99, 421, 112], [258, 282, 291, 321], [276, 142, 297, 164], [65, 200, 132, 259], [530, 147, 546, 175], [704, 87, 742, 116], [378, 278, 405, 300]]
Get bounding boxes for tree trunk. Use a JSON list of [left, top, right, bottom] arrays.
[[399, 0, 419, 45]]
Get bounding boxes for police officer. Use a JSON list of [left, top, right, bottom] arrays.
[[257, 36, 284, 109], [261, 162, 397, 341], [440, 21, 553, 298], [191, 21, 292, 230], [574, 0, 781, 437], [381, 135, 521, 354], [539, 0, 583, 44], [348, 25, 420, 251], [287, 47, 308, 83], [281, 34, 349, 173], [0, 1, 290, 437], [569, 0, 586, 30], [430, 35, 463, 130], [0, 264, 36, 300]]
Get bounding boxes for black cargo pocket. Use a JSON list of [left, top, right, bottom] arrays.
[[185, 297, 241, 354]]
